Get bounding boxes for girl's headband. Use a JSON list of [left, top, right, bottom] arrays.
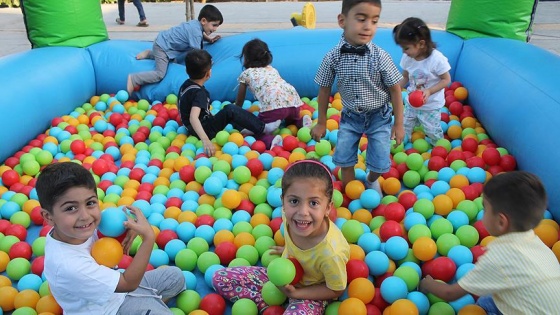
[[285, 159, 334, 187]]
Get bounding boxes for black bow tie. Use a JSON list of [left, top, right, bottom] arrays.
[[340, 45, 367, 56]]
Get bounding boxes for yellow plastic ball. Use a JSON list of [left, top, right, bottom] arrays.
[[221, 190, 242, 210], [345, 180, 365, 200], [338, 297, 367, 315], [347, 277, 375, 304], [91, 237, 124, 268]]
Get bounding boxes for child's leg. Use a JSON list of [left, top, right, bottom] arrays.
[[284, 298, 328, 315], [332, 109, 363, 188], [131, 44, 169, 89], [364, 106, 392, 177], [476, 296, 503, 315], [214, 105, 278, 135], [417, 109, 444, 145], [212, 266, 269, 312], [117, 267, 184, 315], [403, 105, 418, 143]]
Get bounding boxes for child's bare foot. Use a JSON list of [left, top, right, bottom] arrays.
[[136, 49, 151, 60], [126, 75, 134, 95]]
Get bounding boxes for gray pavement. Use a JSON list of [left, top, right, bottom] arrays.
[[0, 1, 559, 58]]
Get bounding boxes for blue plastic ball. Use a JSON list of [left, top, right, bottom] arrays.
[[380, 276, 408, 303], [98, 207, 127, 237], [365, 250, 389, 276]]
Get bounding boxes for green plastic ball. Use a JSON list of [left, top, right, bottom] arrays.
[[176, 290, 201, 314], [6, 257, 31, 281], [215, 130, 230, 146], [236, 245, 259, 266], [260, 249, 281, 267], [297, 127, 312, 143], [393, 266, 420, 291], [10, 211, 31, 228], [436, 233, 461, 256], [254, 236, 275, 256], [31, 237, 46, 257], [233, 166, 252, 184], [428, 301, 454, 315], [232, 222, 253, 236], [413, 199, 435, 219], [315, 139, 332, 157], [405, 153, 424, 171], [455, 225, 480, 248], [166, 93, 178, 105], [228, 257, 251, 267], [341, 219, 364, 243], [262, 281, 287, 306], [267, 257, 295, 286], [403, 170, 421, 188], [232, 298, 258, 315], [248, 185, 267, 205], [430, 218, 454, 239], [393, 152, 408, 164], [196, 251, 220, 273], [186, 237, 209, 256], [413, 138, 430, 153], [194, 166, 213, 184], [407, 225, 432, 243], [175, 248, 198, 271], [35, 150, 54, 166], [252, 225, 273, 240]]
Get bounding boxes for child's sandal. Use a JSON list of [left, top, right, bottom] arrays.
[[137, 20, 149, 27], [116, 18, 124, 25]]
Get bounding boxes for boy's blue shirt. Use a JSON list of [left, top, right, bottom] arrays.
[[155, 20, 204, 60]]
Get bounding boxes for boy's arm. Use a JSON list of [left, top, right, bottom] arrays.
[[311, 86, 331, 141], [399, 70, 410, 89], [116, 206, 155, 292], [420, 275, 469, 301], [235, 83, 247, 107], [389, 83, 404, 145], [189, 106, 215, 156]]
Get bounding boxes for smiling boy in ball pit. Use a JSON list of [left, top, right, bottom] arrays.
[[212, 159, 350, 314], [312, 0, 404, 197], [36, 162, 185, 315], [420, 171, 560, 315]]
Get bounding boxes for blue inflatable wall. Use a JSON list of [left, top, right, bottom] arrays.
[[1, 28, 559, 220]]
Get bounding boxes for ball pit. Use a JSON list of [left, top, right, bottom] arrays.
[[0, 22, 559, 315]]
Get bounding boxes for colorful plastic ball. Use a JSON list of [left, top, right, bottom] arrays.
[[364, 251, 389, 276], [204, 264, 224, 289], [199, 293, 226, 315], [98, 207, 127, 237], [341, 219, 364, 244], [412, 236, 437, 261], [35, 294, 62, 314], [231, 298, 258, 315], [379, 276, 408, 304], [267, 257, 295, 286], [9, 241, 32, 260], [262, 281, 287, 306], [347, 277, 375, 304], [393, 266, 420, 292], [379, 220, 403, 241], [457, 304, 487, 315], [408, 90, 424, 107], [406, 291, 430, 315], [91, 237, 123, 268], [391, 299, 419, 315], [384, 236, 409, 261], [0, 286, 18, 312], [263, 305, 285, 315], [176, 290, 201, 314], [338, 297, 366, 315], [196, 251, 220, 273], [346, 259, 369, 283], [13, 289, 41, 310], [428, 302, 455, 315], [6, 257, 31, 281], [16, 273, 43, 292]]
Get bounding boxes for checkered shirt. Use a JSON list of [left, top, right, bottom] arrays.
[[315, 37, 402, 112]]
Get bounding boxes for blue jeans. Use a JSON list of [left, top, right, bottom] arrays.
[[118, 0, 146, 21], [333, 106, 393, 174], [476, 296, 503, 315]]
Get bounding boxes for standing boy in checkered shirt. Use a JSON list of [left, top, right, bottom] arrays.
[[312, 0, 404, 195]]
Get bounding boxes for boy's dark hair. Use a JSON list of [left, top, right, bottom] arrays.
[[241, 39, 273, 69], [198, 4, 223, 24], [341, 0, 381, 15], [393, 17, 436, 52], [185, 49, 212, 80], [281, 160, 334, 201], [36, 162, 97, 213], [483, 171, 547, 231]]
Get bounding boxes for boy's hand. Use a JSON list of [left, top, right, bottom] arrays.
[[311, 123, 326, 142], [391, 122, 405, 145], [278, 284, 297, 299], [122, 206, 154, 241], [203, 139, 215, 156], [121, 228, 137, 255], [419, 275, 435, 294], [422, 89, 432, 103], [209, 35, 221, 43]]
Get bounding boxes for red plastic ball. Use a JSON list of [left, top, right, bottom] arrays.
[[179, 165, 195, 183], [428, 257, 456, 282], [263, 305, 285, 315], [250, 140, 267, 153], [269, 217, 283, 234], [282, 135, 299, 152], [499, 154, 517, 171], [236, 199, 255, 215], [129, 168, 146, 182], [428, 156, 447, 171], [448, 101, 464, 116], [5, 224, 27, 241], [30, 206, 44, 225], [288, 257, 304, 285], [482, 148, 501, 166], [408, 90, 424, 107], [165, 197, 183, 209], [384, 202, 406, 222], [118, 255, 134, 269], [470, 245, 486, 263], [473, 220, 490, 241], [461, 138, 478, 153], [39, 225, 52, 237], [379, 220, 403, 242], [0, 219, 11, 233], [31, 255, 45, 276], [398, 192, 417, 211], [446, 150, 465, 164], [246, 159, 264, 177], [346, 259, 369, 283], [91, 159, 110, 176], [466, 156, 486, 169], [155, 230, 178, 249], [195, 214, 215, 227], [366, 304, 382, 315], [9, 241, 33, 260], [214, 241, 237, 265], [450, 81, 463, 90], [199, 293, 227, 315], [1, 170, 20, 187], [382, 167, 400, 180]]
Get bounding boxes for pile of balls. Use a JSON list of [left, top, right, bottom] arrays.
[[0, 82, 559, 315]]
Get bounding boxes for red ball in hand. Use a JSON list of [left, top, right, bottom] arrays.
[[408, 90, 424, 107]]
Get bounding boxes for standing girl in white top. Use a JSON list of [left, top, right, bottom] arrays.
[[235, 39, 311, 146], [393, 17, 451, 145]]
